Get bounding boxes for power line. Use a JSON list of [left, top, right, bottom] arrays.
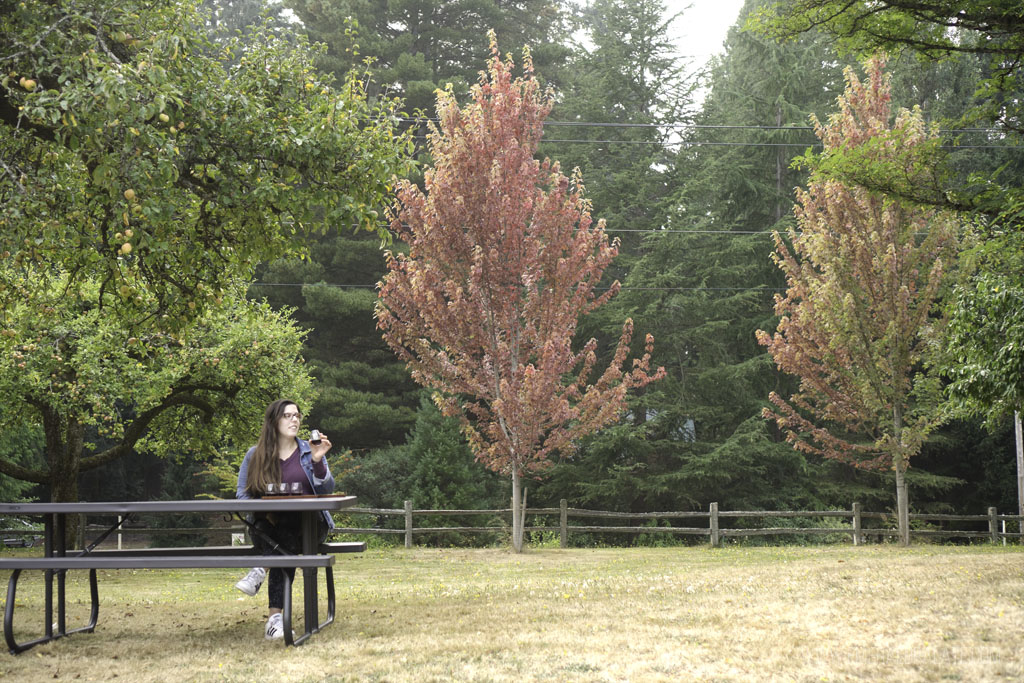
[[399, 117, 1011, 135], [412, 134, 1020, 150], [541, 139, 822, 147], [251, 282, 784, 293], [606, 229, 773, 234]]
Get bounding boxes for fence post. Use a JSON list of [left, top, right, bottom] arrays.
[[559, 499, 567, 549], [988, 507, 998, 544], [404, 500, 413, 549], [710, 502, 720, 548], [852, 502, 862, 546], [77, 514, 85, 550]]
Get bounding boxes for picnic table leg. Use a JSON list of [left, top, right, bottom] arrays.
[[281, 571, 295, 647], [301, 511, 318, 639], [4, 569, 28, 653], [4, 566, 100, 655], [65, 569, 100, 637], [3, 569, 55, 654], [44, 515, 54, 641], [320, 566, 335, 631]]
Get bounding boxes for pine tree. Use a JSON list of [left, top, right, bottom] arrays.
[[286, 0, 570, 111], [251, 232, 419, 451], [540, 0, 850, 514], [540, 0, 692, 284]]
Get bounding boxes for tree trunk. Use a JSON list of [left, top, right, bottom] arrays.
[[46, 413, 84, 548], [893, 405, 910, 546], [511, 468, 524, 553], [1015, 411, 1023, 533], [775, 101, 784, 223], [894, 455, 910, 546]]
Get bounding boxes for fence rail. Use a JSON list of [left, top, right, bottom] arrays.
[[338, 500, 1023, 548], [3, 501, 1022, 549]]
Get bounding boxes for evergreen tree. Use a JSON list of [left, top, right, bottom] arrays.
[[200, 0, 286, 37], [0, 427, 42, 502], [540, 0, 850, 514], [251, 232, 419, 451], [286, 0, 571, 111], [540, 0, 693, 284], [340, 396, 506, 545]]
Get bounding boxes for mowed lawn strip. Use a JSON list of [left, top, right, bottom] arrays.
[[1, 545, 1022, 682]]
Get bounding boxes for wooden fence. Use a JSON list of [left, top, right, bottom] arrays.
[[335, 500, 1024, 548], [4, 501, 1022, 549]]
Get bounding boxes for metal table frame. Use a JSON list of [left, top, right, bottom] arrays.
[[0, 497, 357, 652]]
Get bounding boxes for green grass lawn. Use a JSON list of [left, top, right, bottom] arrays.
[[1, 544, 1022, 681]]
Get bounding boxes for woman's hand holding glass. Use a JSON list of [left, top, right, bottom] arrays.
[[310, 432, 332, 463]]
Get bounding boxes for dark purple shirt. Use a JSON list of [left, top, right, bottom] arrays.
[[280, 447, 327, 495]]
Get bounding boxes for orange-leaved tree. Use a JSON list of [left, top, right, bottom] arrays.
[[756, 56, 959, 545], [376, 35, 664, 552]]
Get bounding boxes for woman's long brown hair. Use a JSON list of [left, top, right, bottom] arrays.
[[245, 399, 298, 497]]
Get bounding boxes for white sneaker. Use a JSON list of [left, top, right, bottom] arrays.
[[264, 613, 290, 641], [235, 567, 266, 596]]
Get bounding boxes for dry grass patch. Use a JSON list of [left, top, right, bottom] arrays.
[[1, 544, 1022, 681]]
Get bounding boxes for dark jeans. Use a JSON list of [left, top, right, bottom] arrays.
[[251, 512, 328, 609]]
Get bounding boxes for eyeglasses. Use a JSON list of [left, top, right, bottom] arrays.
[[281, 412, 302, 421]]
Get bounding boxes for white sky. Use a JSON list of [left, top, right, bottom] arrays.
[[665, 0, 747, 65]]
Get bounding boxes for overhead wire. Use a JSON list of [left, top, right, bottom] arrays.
[[399, 117, 1012, 135], [251, 281, 785, 293], [250, 116, 993, 294], [402, 117, 1020, 149], [414, 135, 1020, 150]]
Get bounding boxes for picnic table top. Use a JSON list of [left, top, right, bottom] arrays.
[[0, 496, 357, 515]]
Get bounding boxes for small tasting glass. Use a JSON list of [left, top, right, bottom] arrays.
[[265, 482, 277, 496], [289, 482, 303, 495]]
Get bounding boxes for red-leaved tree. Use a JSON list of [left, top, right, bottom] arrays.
[[376, 35, 664, 552], [756, 57, 959, 545]]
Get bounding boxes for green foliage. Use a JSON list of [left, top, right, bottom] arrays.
[[201, 0, 288, 38], [914, 420, 1017, 515], [751, 2, 1024, 431], [540, 0, 693, 283], [286, 0, 570, 111], [541, 1, 856, 515], [0, 0, 414, 506], [943, 234, 1024, 424], [753, 0, 1024, 136], [0, 0, 412, 331], [678, 0, 844, 229], [339, 443, 414, 510], [250, 232, 420, 451], [0, 425, 42, 502], [340, 396, 506, 546], [0, 276, 315, 501], [148, 457, 213, 547], [343, 396, 505, 510]]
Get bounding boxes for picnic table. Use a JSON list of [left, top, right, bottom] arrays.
[[0, 496, 362, 653]]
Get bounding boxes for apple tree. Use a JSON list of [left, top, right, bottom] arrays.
[[0, 0, 412, 329], [0, 275, 316, 505], [0, 0, 413, 509]]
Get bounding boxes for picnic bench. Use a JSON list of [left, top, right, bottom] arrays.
[[0, 497, 362, 654]]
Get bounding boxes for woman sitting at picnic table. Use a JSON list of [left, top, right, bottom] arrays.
[[235, 399, 335, 640]]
